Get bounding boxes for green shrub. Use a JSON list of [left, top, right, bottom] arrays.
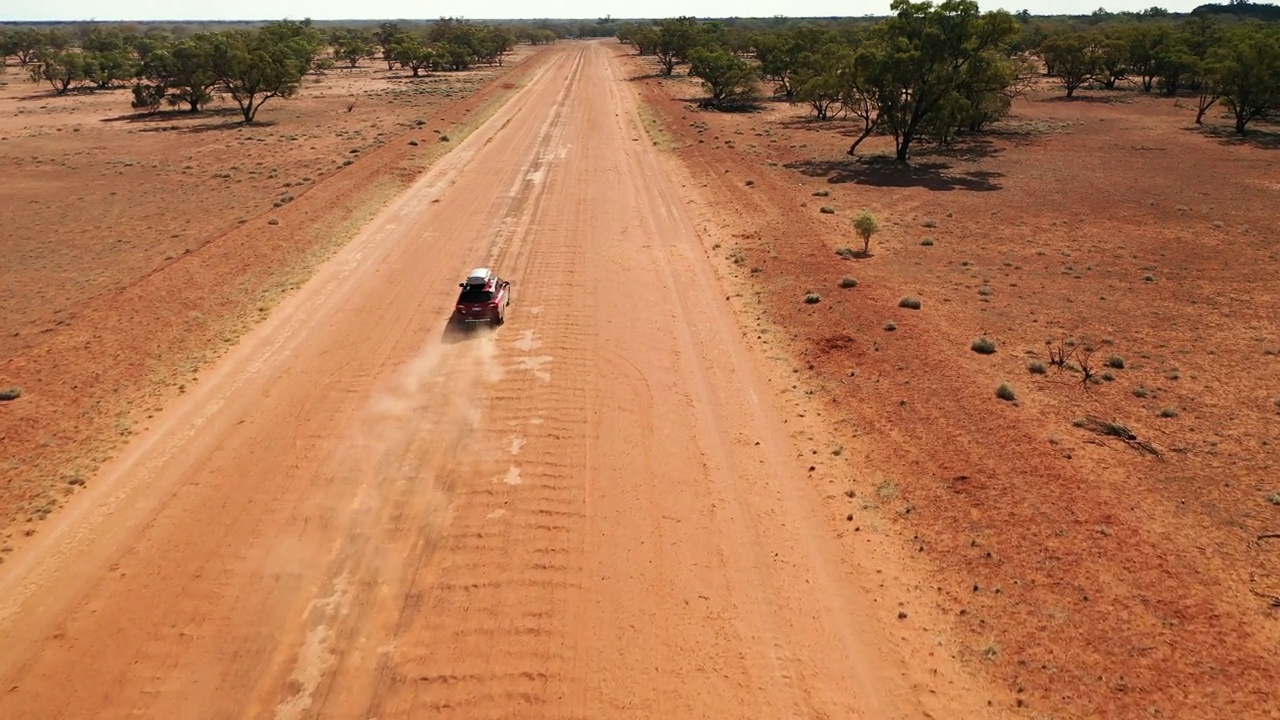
[[839, 277, 858, 289], [898, 297, 922, 310], [804, 293, 821, 304], [996, 383, 1016, 401]]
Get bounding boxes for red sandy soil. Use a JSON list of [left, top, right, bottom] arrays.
[[0, 41, 1010, 718], [0, 47, 543, 545], [624, 43, 1280, 720]]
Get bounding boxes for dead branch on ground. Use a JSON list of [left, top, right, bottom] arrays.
[[1072, 415, 1164, 459]]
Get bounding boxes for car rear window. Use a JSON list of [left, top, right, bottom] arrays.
[[459, 289, 492, 304]]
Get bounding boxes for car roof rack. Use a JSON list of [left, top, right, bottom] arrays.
[[464, 268, 492, 287]]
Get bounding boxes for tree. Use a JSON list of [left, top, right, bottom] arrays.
[[793, 45, 850, 120], [374, 21, 402, 69], [1094, 34, 1129, 90], [853, 210, 880, 255], [11, 29, 46, 65], [527, 29, 558, 45], [29, 49, 89, 94], [956, 53, 1027, 133], [209, 28, 309, 123], [1125, 22, 1172, 92], [1041, 32, 1101, 97], [388, 33, 435, 76], [849, 0, 1021, 161], [330, 29, 373, 68], [654, 17, 701, 76], [630, 25, 660, 56], [754, 25, 836, 100], [477, 26, 517, 66], [0, 31, 15, 64], [1204, 23, 1280, 133], [134, 34, 219, 113], [84, 48, 138, 89], [688, 46, 758, 110], [1153, 36, 1198, 95], [436, 42, 476, 71]]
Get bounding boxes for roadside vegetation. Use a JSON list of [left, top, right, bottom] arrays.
[[617, 0, 1280, 158], [0, 17, 604, 122]]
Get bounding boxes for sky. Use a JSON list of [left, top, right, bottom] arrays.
[[0, 0, 1217, 22]]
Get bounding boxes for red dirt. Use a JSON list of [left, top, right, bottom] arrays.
[[0, 40, 1010, 718], [625, 45, 1280, 719], [0, 47, 543, 543]]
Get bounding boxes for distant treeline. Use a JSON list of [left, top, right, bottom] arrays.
[[0, 18, 566, 122]]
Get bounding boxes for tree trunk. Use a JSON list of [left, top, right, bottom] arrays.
[[1235, 114, 1248, 135], [846, 123, 876, 156], [238, 95, 257, 123]]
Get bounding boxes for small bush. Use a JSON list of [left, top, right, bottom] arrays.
[[884, 322, 897, 331], [1106, 355, 1125, 369], [408, 139, 419, 146], [813, 189, 830, 197], [839, 277, 858, 289], [1133, 386, 1149, 398], [1142, 274, 1155, 282], [920, 237, 934, 246], [996, 383, 1016, 401], [745, 179, 755, 186], [804, 293, 821, 304], [1159, 407, 1179, 418], [835, 247, 858, 259], [971, 337, 997, 355], [0, 387, 22, 401], [820, 206, 836, 214], [898, 297, 922, 310], [267, 218, 281, 226], [1268, 493, 1280, 506], [1028, 361, 1047, 374], [921, 218, 938, 228], [853, 210, 880, 254], [1102, 371, 1115, 381]]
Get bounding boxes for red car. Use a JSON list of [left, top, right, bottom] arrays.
[[452, 267, 511, 326]]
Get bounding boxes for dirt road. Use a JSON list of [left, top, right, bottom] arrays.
[[0, 42, 997, 719]]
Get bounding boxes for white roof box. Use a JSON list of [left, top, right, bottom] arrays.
[[465, 267, 492, 286]]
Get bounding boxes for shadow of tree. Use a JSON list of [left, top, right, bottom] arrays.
[[100, 106, 243, 125], [1192, 122, 1280, 150], [785, 155, 1004, 191], [676, 96, 767, 113], [1039, 93, 1136, 105]]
